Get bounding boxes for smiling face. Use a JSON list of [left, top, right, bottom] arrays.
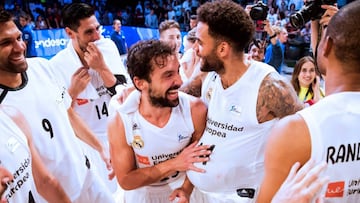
[[298, 61, 316, 88], [0, 20, 27, 75], [160, 27, 181, 54], [146, 54, 183, 107], [194, 22, 224, 73]]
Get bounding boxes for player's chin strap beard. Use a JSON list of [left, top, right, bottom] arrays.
[[314, 25, 328, 80]]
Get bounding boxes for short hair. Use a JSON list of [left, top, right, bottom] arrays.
[[0, 10, 13, 23], [19, 11, 29, 21], [197, 0, 255, 53], [291, 56, 316, 95], [126, 40, 176, 87], [247, 39, 265, 53], [113, 19, 121, 25], [62, 3, 95, 31], [325, 0, 360, 69], [186, 27, 197, 43], [190, 15, 197, 20], [159, 20, 180, 36]]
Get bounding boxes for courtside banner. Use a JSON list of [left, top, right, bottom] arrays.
[[33, 25, 184, 58]]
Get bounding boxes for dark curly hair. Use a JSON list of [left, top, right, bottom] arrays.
[[126, 40, 176, 89], [61, 3, 95, 31], [197, 0, 255, 53]]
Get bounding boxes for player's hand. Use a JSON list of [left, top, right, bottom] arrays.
[[68, 67, 91, 99], [99, 149, 112, 171], [116, 85, 136, 104], [0, 166, 13, 202], [169, 188, 189, 203], [172, 141, 213, 173], [84, 42, 107, 72], [320, 4, 338, 27], [271, 160, 328, 203]]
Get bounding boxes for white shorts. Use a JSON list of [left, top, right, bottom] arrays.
[[124, 176, 203, 203], [195, 189, 257, 203], [73, 168, 115, 203], [81, 135, 118, 193]]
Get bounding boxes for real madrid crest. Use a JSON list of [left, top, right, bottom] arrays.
[[132, 135, 144, 149]]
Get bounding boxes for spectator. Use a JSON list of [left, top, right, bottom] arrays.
[[247, 39, 266, 62], [19, 12, 37, 57], [34, 14, 48, 29], [290, 56, 324, 106], [111, 19, 128, 56], [264, 22, 288, 73], [145, 8, 158, 29], [44, 6, 59, 28]]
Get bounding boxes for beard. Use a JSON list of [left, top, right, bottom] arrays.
[[200, 48, 224, 73], [148, 85, 181, 107]]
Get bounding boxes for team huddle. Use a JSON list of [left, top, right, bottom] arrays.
[[1, 0, 360, 203]]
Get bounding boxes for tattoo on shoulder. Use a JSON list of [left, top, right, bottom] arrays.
[[257, 72, 303, 120]]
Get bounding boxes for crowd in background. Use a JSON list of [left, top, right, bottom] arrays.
[[0, 0, 352, 64]]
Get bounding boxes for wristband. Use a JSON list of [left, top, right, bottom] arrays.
[[269, 33, 277, 39]]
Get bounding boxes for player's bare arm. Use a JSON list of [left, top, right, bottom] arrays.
[[180, 72, 207, 97], [256, 72, 303, 123], [108, 112, 212, 190], [257, 114, 311, 202]]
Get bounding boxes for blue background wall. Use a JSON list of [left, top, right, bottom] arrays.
[[33, 25, 186, 59]]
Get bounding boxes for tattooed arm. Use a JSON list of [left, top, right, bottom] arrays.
[[256, 72, 304, 123], [180, 72, 207, 97]]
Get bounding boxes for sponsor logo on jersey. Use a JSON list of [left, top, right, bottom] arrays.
[[326, 181, 345, 198], [76, 99, 89, 105], [136, 154, 150, 165], [229, 105, 241, 115], [178, 134, 190, 142], [7, 137, 20, 153]]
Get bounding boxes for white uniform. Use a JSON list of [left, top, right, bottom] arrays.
[[49, 38, 129, 192], [0, 112, 39, 203], [298, 92, 360, 203], [187, 61, 278, 202], [117, 91, 197, 203], [0, 58, 114, 203]]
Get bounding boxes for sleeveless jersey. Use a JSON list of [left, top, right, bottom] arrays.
[[0, 58, 88, 200], [0, 112, 38, 203], [118, 91, 194, 186], [49, 38, 128, 137], [298, 92, 360, 202], [187, 61, 277, 197]]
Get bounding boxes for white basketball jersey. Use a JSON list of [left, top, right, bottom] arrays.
[[0, 58, 88, 200], [49, 38, 128, 137], [118, 91, 194, 186], [187, 61, 277, 199], [298, 92, 360, 203], [0, 112, 38, 203]]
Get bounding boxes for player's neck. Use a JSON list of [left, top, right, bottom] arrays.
[[219, 58, 249, 89], [139, 98, 172, 128]]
